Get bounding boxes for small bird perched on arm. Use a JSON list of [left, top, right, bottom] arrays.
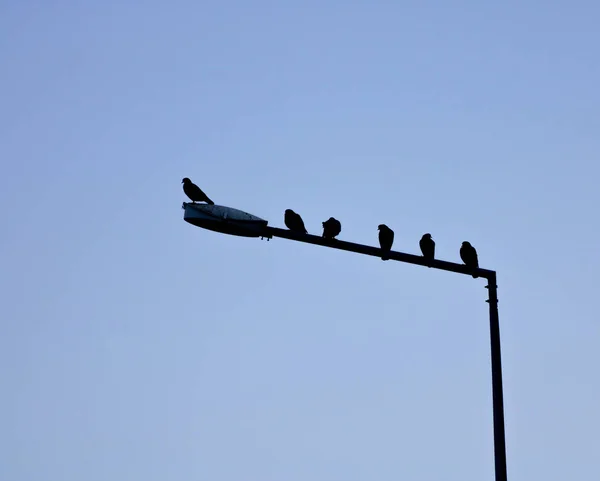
[[460, 241, 479, 278], [182, 177, 214, 205], [378, 224, 394, 260], [284, 209, 308, 234], [419, 233, 435, 265], [322, 217, 341, 239]]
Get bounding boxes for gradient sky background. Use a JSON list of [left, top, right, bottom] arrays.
[[1, 2, 599, 480]]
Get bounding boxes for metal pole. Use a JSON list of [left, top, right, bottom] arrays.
[[264, 226, 508, 479], [486, 273, 507, 481]]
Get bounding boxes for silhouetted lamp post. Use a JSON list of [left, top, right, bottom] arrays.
[[182, 202, 507, 481]]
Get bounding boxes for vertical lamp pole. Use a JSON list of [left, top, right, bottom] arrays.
[[486, 272, 507, 481]]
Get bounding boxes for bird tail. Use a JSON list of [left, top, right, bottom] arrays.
[[206, 198, 215, 205]]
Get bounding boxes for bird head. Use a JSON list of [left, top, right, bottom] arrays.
[[462, 241, 471, 247], [422, 233, 432, 239], [378, 224, 387, 231], [182, 178, 191, 184], [285, 209, 294, 215]]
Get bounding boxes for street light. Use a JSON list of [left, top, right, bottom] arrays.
[[182, 202, 507, 481]]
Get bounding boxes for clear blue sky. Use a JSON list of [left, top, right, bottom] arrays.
[[1, 1, 599, 480]]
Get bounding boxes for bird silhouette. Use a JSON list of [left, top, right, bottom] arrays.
[[460, 241, 479, 278], [322, 217, 341, 239], [284, 209, 308, 234], [182, 177, 214, 205], [419, 233, 435, 266], [378, 224, 394, 260]]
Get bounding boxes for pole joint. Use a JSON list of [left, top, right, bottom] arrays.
[[485, 284, 498, 304]]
